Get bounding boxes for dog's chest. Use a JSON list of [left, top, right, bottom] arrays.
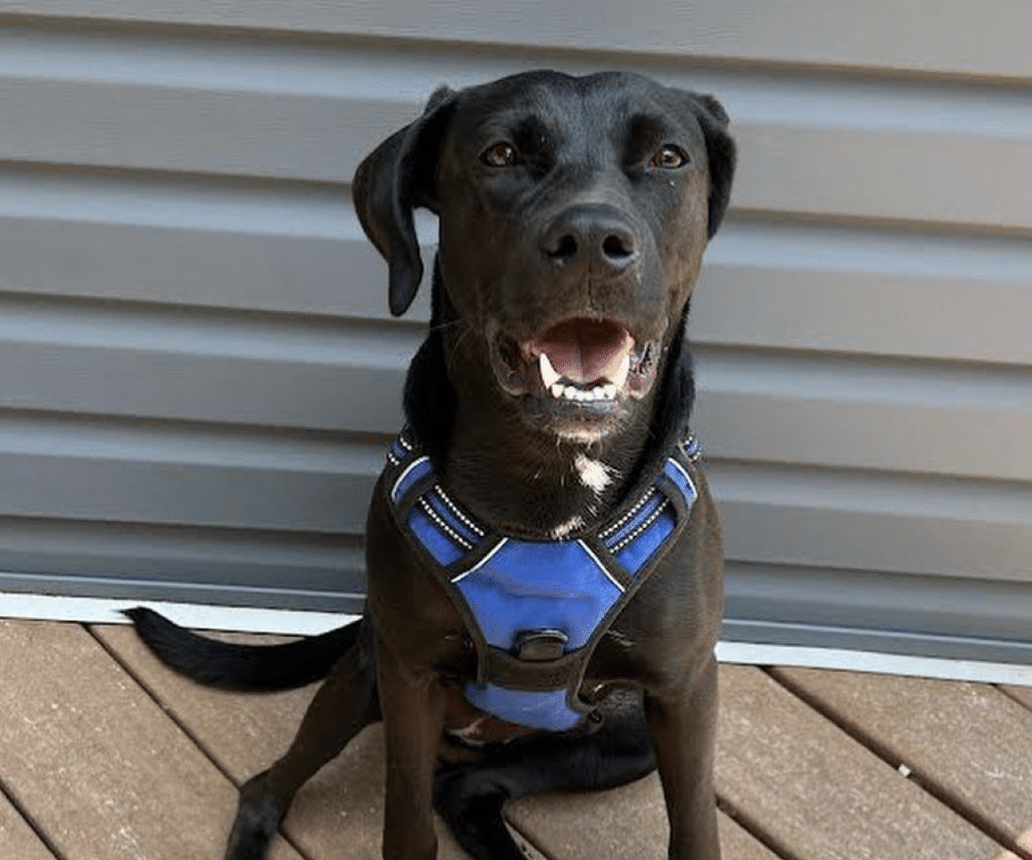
[[385, 431, 701, 733]]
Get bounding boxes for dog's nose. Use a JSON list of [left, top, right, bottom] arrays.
[[540, 206, 640, 276]]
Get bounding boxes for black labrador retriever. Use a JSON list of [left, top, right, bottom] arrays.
[[128, 69, 735, 860]]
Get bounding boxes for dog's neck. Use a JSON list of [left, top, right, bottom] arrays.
[[444, 395, 655, 539]]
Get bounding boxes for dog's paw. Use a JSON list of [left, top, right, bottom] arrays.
[[223, 772, 284, 860], [434, 768, 526, 860]]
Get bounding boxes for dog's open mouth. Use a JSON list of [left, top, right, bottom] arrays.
[[491, 318, 660, 407]]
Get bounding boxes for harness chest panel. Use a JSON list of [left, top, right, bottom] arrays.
[[384, 432, 699, 732]]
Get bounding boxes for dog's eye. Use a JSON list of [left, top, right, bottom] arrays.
[[651, 145, 690, 169], [480, 142, 518, 167]]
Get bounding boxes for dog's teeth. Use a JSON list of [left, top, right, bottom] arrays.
[[610, 354, 631, 389], [549, 382, 621, 403], [538, 353, 561, 389], [550, 382, 620, 403]]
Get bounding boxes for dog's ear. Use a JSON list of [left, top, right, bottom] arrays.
[[690, 93, 736, 239], [353, 86, 457, 316]]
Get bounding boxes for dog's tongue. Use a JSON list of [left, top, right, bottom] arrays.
[[530, 319, 634, 384]]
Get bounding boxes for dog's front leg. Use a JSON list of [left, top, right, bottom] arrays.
[[377, 634, 447, 860], [224, 641, 380, 860], [645, 656, 721, 860]]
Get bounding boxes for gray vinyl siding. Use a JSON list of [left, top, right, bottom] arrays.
[[0, 5, 1030, 659]]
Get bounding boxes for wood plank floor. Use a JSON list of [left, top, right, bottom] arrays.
[[0, 617, 1029, 860]]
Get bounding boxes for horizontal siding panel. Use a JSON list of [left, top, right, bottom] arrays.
[[0, 167, 349, 235], [7, 174, 1032, 368], [694, 350, 1032, 483], [0, 296, 1027, 483], [723, 564, 1032, 662], [11, 207, 1032, 370], [0, 168, 436, 318], [0, 339, 409, 433], [2, 294, 1027, 484], [6, 60, 1032, 231], [2, 1, 1032, 79], [694, 223, 1032, 365], [0, 298, 418, 430], [713, 461, 1032, 583], [0, 217, 396, 318], [733, 123, 1032, 229], [0, 518, 365, 604], [3, 410, 1028, 586], [5, 423, 1029, 589], [3, 23, 1030, 229], [0, 418, 384, 532], [1, 78, 408, 183]]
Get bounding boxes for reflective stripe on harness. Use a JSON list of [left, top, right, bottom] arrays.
[[385, 431, 699, 731]]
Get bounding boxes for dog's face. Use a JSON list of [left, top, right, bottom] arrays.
[[355, 71, 734, 443]]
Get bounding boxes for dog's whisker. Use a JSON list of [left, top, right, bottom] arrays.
[[429, 317, 467, 333]]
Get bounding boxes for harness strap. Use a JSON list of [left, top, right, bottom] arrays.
[[384, 430, 700, 731]]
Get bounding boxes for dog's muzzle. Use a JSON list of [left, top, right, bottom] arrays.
[[490, 317, 661, 408]]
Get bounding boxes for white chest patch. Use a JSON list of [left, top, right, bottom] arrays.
[[573, 453, 616, 495], [550, 515, 585, 540]]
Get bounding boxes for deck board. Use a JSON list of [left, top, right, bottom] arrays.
[[94, 624, 313, 784], [508, 772, 780, 860], [773, 667, 1032, 856], [0, 619, 303, 860], [6, 618, 1032, 860], [0, 792, 56, 860], [716, 665, 1018, 860], [96, 623, 474, 860]]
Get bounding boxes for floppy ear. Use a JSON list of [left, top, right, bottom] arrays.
[[690, 93, 736, 239], [353, 86, 457, 317]]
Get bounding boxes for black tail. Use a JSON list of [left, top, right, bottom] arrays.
[[123, 606, 360, 691]]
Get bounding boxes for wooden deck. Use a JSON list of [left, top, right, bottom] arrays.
[[2, 618, 1032, 860]]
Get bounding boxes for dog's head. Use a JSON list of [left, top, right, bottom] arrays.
[[355, 70, 734, 444]]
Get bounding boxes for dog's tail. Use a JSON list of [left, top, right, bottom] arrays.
[[123, 606, 358, 691]]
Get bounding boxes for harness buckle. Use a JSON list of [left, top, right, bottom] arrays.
[[514, 629, 569, 662]]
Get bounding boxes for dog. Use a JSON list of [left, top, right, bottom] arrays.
[[128, 69, 735, 860]]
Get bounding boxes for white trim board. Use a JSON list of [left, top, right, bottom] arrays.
[[716, 642, 1032, 687], [0, 592, 355, 637], [3, 592, 1032, 687]]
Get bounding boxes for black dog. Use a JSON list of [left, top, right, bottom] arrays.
[[129, 69, 735, 860]]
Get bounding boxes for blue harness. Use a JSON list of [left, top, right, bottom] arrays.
[[384, 431, 699, 732]]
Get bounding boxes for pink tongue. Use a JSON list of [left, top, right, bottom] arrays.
[[531, 319, 634, 385]]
